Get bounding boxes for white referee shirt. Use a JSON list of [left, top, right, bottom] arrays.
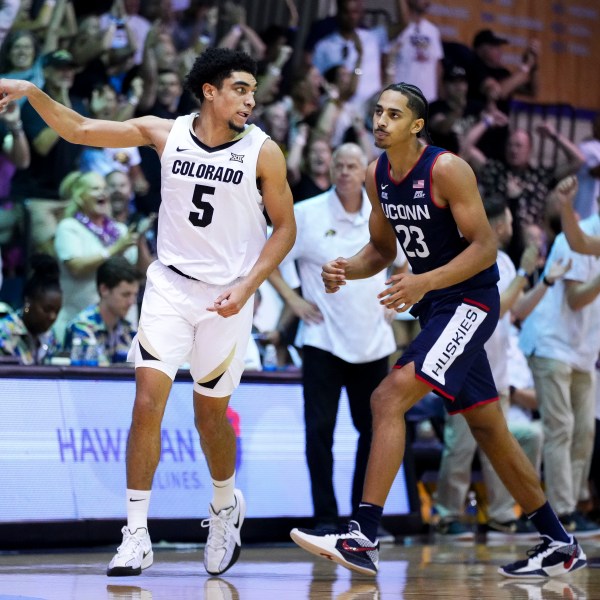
[[520, 215, 600, 372], [281, 187, 396, 364], [158, 115, 269, 285]]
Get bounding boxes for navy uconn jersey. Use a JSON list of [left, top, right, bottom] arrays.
[[375, 145, 498, 301], [158, 114, 269, 285]]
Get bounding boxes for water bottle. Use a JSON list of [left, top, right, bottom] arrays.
[[262, 343, 278, 371], [70, 336, 84, 366], [83, 339, 99, 367], [465, 490, 478, 533]]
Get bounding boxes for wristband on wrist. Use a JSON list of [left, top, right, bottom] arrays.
[[542, 275, 554, 287], [516, 267, 528, 279]]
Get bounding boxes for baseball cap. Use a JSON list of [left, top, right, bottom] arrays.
[[42, 49, 77, 69], [444, 64, 467, 81], [473, 29, 508, 48]]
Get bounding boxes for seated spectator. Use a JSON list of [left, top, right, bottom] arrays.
[[63, 255, 140, 366], [53, 171, 150, 343], [0, 253, 61, 365]]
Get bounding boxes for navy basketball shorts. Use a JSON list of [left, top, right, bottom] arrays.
[[397, 285, 500, 414]]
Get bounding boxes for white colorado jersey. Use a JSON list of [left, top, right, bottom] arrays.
[[158, 114, 269, 285]]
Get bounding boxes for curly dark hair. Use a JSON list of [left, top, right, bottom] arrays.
[[184, 47, 257, 103]]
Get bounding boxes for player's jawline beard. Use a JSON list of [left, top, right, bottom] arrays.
[[228, 120, 244, 134]]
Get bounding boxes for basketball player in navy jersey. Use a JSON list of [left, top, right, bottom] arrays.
[[0, 48, 296, 577], [290, 83, 587, 578]]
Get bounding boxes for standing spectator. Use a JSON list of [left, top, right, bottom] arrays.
[[428, 64, 483, 154], [0, 253, 61, 365], [0, 101, 30, 252], [63, 255, 140, 365], [0, 0, 19, 47], [385, 0, 443, 102], [572, 113, 600, 219], [462, 121, 584, 265], [287, 128, 332, 203], [11, 49, 88, 255], [468, 28, 539, 161], [520, 185, 600, 536], [270, 143, 396, 534], [559, 176, 600, 256], [312, 0, 407, 112], [53, 171, 146, 343]]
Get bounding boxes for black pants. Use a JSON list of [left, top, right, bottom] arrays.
[[302, 345, 390, 522]]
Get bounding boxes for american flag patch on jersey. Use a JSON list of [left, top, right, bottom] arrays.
[[413, 179, 424, 189]]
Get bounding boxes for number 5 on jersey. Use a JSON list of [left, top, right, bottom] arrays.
[[189, 184, 215, 227]]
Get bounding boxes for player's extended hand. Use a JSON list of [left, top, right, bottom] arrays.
[[0, 79, 32, 111], [378, 272, 428, 312], [207, 282, 252, 318], [321, 257, 348, 293]]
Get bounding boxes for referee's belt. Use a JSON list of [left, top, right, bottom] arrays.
[[167, 264, 200, 281]]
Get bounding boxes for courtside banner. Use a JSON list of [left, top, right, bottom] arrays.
[[0, 377, 411, 521]]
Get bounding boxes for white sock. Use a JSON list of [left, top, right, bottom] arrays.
[[126, 488, 151, 532], [211, 472, 235, 512]]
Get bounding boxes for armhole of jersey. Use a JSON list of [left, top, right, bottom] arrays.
[[430, 150, 450, 209]]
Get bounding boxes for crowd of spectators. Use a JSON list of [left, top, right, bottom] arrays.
[[0, 0, 599, 533]]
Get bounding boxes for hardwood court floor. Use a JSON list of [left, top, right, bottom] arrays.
[[0, 537, 598, 600]]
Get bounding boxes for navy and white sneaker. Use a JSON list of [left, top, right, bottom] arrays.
[[290, 520, 379, 576], [498, 535, 587, 578]]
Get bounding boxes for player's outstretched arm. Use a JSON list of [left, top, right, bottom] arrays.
[[0, 78, 169, 150]]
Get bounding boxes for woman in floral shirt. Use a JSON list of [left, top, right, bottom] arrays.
[[0, 253, 62, 364]]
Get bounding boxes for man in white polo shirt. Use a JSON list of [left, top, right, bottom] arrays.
[[270, 143, 398, 534]]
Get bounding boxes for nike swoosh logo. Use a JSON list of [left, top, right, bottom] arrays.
[[341, 540, 377, 553], [381, 184, 388, 189], [176, 146, 191, 152], [564, 548, 577, 570], [129, 498, 145, 502]]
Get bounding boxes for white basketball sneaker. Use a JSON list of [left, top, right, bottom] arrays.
[[107, 527, 153, 576], [202, 489, 246, 575]]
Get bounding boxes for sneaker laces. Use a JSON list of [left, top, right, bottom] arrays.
[[117, 526, 143, 555], [201, 505, 235, 548], [526, 535, 552, 558]]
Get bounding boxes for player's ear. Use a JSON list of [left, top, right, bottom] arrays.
[[202, 83, 215, 102], [411, 118, 425, 135]]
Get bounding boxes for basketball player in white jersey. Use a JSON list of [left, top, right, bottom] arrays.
[[0, 48, 296, 576]]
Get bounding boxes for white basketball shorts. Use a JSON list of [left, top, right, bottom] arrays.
[[128, 261, 254, 397]]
